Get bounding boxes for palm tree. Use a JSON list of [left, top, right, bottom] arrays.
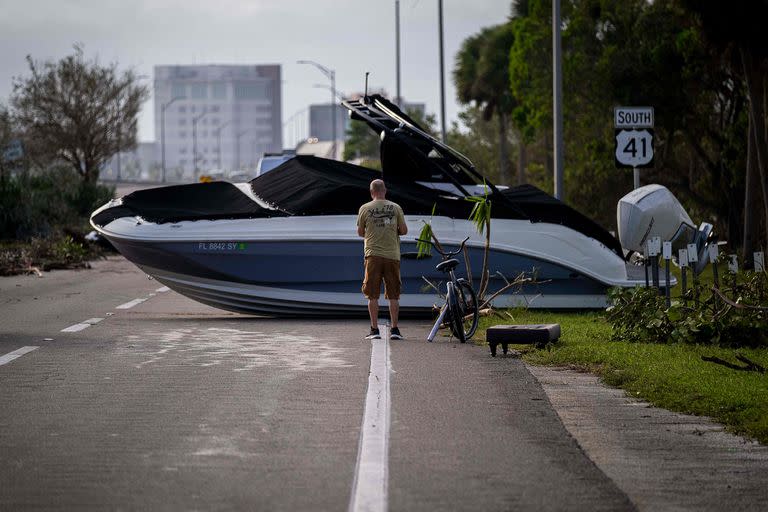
[[454, 23, 520, 185], [467, 191, 492, 299]]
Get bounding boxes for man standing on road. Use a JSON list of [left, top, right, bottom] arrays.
[[357, 179, 408, 340]]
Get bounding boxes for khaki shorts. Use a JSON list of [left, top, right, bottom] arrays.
[[362, 256, 401, 300]]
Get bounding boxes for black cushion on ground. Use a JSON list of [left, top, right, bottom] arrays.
[[486, 324, 561, 344]]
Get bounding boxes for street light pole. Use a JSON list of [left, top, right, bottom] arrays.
[[160, 96, 184, 183], [297, 60, 337, 158], [331, 69, 337, 158], [215, 120, 231, 170], [192, 109, 209, 180], [235, 130, 248, 171], [553, 0, 564, 200], [116, 125, 121, 181]]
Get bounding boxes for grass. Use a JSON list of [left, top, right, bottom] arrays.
[[478, 309, 768, 444]]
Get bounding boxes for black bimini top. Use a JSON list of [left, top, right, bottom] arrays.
[[250, 155, 475, 219]]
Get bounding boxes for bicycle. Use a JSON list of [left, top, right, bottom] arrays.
[[417, 237, 480, 343]]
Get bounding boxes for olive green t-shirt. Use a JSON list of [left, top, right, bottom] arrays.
[[357, 199, 406, 260]]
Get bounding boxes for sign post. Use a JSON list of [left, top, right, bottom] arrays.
[[728, 254, 738, 290], [709, 243, 720, 288], [663, 241, 672, 307], [755, 251, 765, 273], [614, 107, 654, 189], [687, 243, 699, 300], [647, 236, 661, 290], [679, 248, 689, 301]]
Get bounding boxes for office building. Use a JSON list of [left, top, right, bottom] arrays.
[[154, 64, 282, 177]]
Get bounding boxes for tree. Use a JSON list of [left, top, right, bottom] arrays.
[[11, 45, 149, 183], [501, 0, 752, 238], [682, 0, 768, 258], [342, 115, 381, 166], [343, 104, 437, 169], [0, 106, 13, 181], [448, 107, 503, 183]]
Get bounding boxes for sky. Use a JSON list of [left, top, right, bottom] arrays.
[[0, 0, 511, 146]]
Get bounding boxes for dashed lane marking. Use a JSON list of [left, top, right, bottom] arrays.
[[156, 286, 170, 293], [60, 318, 104, 333], [0, 346, 39, 367], [349, 323, 391, 512], [116, 298, 148, 309]]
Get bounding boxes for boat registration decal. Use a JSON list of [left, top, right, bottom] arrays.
[[196, 242, 247, 252]]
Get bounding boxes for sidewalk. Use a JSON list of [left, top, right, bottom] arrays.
[[529, 365, 768, 511]]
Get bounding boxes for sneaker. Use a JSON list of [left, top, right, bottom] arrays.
[[390, 327, 404, 340], [365, 327, 381, 340]]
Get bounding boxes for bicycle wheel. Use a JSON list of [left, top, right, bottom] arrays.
[[455, 278, 479, 340], [446, 282, 466, 342]]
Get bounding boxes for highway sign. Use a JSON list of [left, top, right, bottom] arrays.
[[615, 128, 654, 168], [614, 106, 654, 128]]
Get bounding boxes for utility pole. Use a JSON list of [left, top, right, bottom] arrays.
[[553, 0, 564, 200], [395, 0, 401, 105], [437, 0, 447, 142]]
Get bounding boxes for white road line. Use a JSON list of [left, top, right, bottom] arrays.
[[116, 298, 147, 309], [60, 318, 104, 333], [61, 323, 90, 333], [349, 323, 391, 512], [156, 286, 170, 293], [0, 346, 39, 366]]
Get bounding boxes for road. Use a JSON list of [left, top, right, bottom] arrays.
[[0, 257, 634, 510]]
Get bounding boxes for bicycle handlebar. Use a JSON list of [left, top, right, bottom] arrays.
[[415, 236, 470, 258]]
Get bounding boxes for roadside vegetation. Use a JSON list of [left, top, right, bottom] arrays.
[[0, 45, 145, 275], [0, 166, 114, 275], [478, 265, 768, 444]]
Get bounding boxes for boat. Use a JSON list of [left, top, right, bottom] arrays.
[[91, 95, 707, 317]]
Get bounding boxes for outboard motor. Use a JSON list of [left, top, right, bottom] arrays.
[[617, 184, 714, 274]]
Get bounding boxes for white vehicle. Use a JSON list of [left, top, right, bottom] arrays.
[[256, 150, 296, 176]]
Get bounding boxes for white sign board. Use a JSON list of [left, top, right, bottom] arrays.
[[615, 129, 654, 167], [708, 244, 719, 263], [647, 236, 661, 256], [728, 255, 738, 274], [662, 241, 672, 260], [615, 107, 654, 128], [615, 106, 654, 170], [679, 249, 688, 268], [755, 252, 765, 272], [687, 243, 699, 263]]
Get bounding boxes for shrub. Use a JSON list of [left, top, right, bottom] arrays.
[[0, 166, 114, 240], [606, 272, 768, 348]]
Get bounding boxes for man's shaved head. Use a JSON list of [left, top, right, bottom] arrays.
[[370, 179, 386, 194]]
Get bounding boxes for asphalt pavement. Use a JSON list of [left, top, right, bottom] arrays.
[[0, 256, 765, 510]]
